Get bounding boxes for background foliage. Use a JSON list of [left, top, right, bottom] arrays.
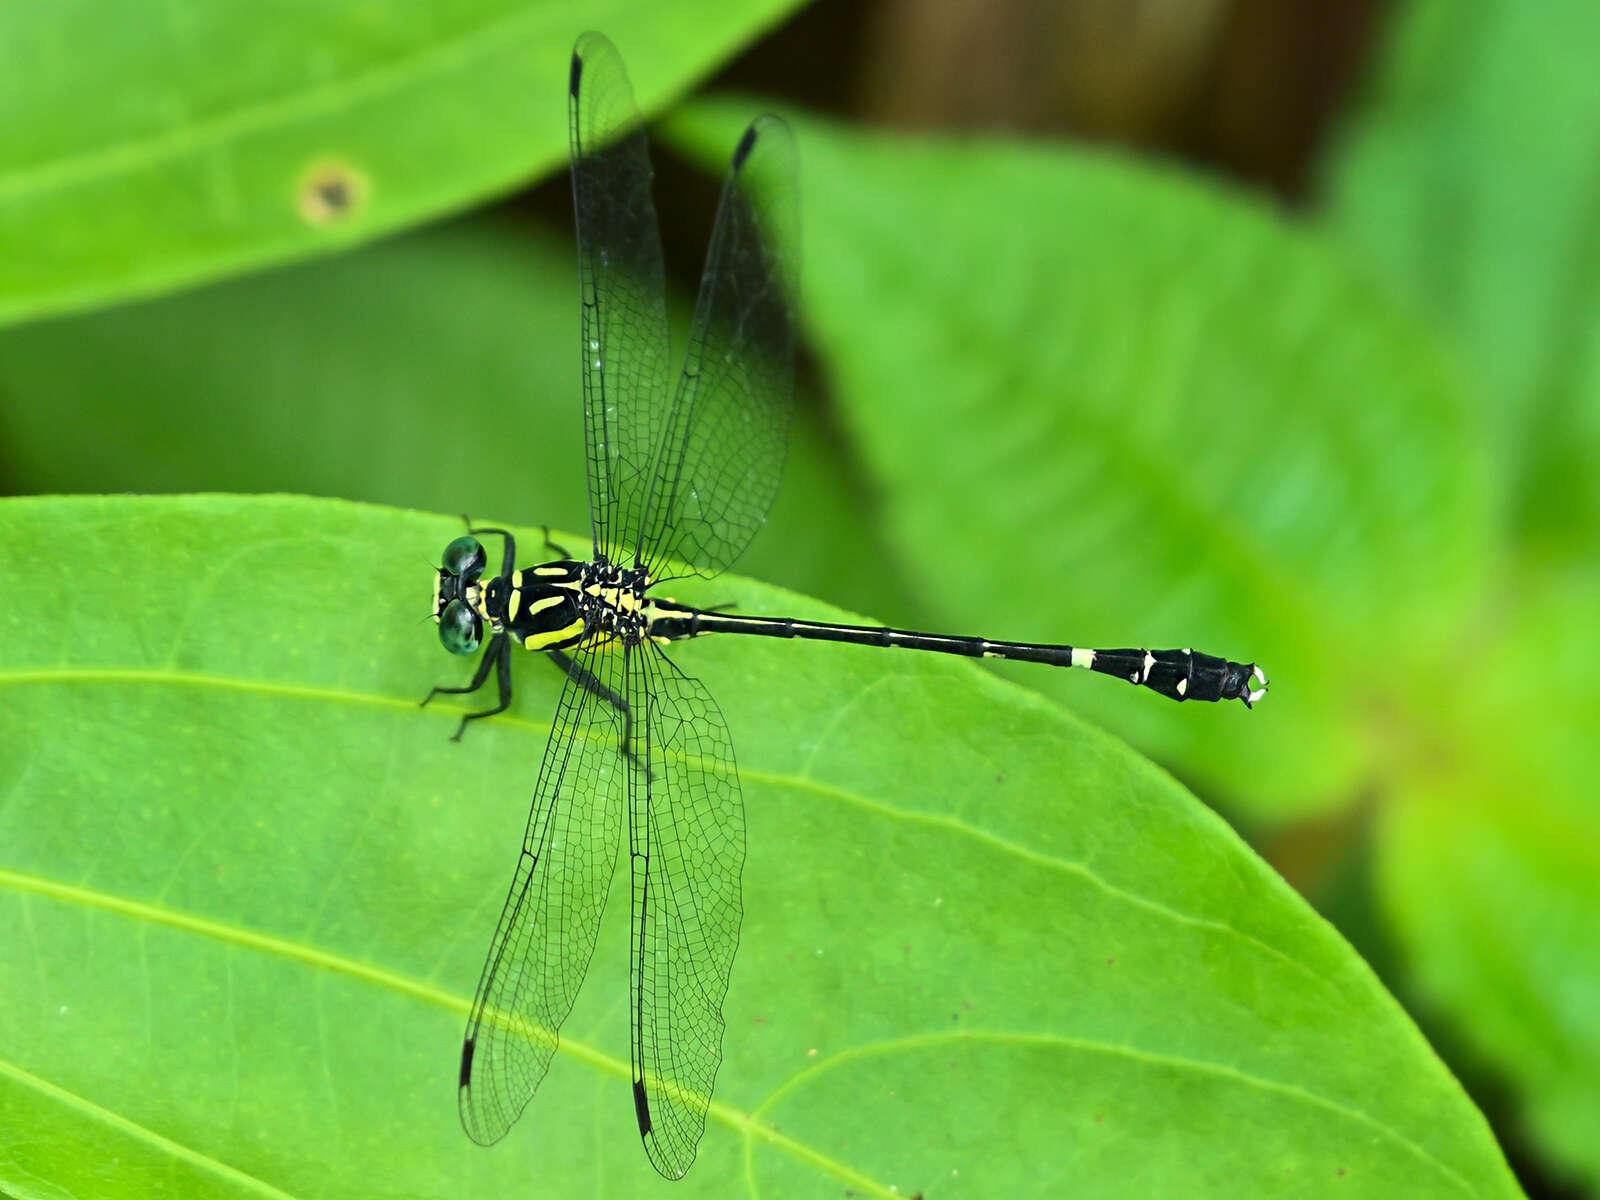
[[2, 0, 1595, 1196]]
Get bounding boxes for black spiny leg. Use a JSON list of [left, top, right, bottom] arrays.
[[422, 631, 515, 741], [540, 525, 575, 559], [547, 647, 626, 711], [546, 647, 651, 780]]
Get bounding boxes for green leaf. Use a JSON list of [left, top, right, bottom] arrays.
[[0, 0, 802, 328], [0, 495, 1518, 1196], [1318, 6, 1600, 1183], [0, 209, 898, 616], [666, 103, 1492, 815], [1376, 562, 1600, 1185], [0, 215, 586, 520], [1324, 0, 1600, 553]]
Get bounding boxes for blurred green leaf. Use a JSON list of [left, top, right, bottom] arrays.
[[671, 98, 1600, 1190], [667, 102, 1492, 815], [0, 215, 587, 518], [1320, 3, 1600, 1185], [1377, 562, 1600, 1185], [0, 494, 1519, 1197], [1325, 0, 1600, 553], [0, 0, 801, 328], [0, 210, 895, 613]]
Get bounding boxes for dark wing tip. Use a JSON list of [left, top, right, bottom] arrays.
[[571, 30, 611, 97], [731, 114, 790, 170], [457, 1034, 505, 1147], [731, 122, 761, 170], [633, 1077, 654, 1134]]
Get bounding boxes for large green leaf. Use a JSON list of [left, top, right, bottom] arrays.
[[667, 103, 1492, 815], [0, 495, 1518, 1197], [0, 0, 800, 328], [1325, 0, 1600, 552]]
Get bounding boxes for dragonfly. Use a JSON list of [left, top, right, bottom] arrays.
[[427, 30, 1267, 1180]]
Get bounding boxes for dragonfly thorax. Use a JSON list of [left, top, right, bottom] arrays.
[[575, 558, 653, 647]]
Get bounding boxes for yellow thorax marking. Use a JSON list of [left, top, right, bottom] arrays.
[[522, 594, 568, 618], [580, 628, 620, 652], [582, 583, 643, 614], [523, 617, 585, 651]]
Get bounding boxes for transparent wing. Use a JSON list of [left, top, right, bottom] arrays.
[[627, 646, 745, 1178], [457, 642, 631, 1145], [569, 31, 675, 568], [640, 115, 800, 583]]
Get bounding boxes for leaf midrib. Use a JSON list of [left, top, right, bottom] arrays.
[[0, 865, 1474, 1198], [0, 1054, 304, 1200], [3, 663, 1339, 996], [762, 1031, 1486, 1197]]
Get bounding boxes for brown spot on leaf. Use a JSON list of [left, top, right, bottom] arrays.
[[297, 160, 369, 226]]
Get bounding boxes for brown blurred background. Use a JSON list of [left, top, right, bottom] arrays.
[[731, 0, 1385, 201]]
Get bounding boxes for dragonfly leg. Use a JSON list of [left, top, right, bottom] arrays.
[[546, 648, 652, 781], [421, 631, 498, 704], [421, 632, 515, 741], [540, 524, 575, 559]]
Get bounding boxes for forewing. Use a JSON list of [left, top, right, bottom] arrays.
[[457, 643, 631, 1145], [569, 31, 674, 567], [640, 115, 800, 582], [628, 647, 745, 1178]]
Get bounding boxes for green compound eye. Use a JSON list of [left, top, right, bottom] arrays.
[[441, 536, 487, 579], [437, 599, 482, 655]]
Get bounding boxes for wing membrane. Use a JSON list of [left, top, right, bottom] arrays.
[[458, 642, 631, 1145], [627, 646, 745, 1178], [490, 32, 788, 1177], [641, 115, 800, 582], [569, 32, 674, 568]]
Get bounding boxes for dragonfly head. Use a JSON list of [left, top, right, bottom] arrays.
[[434, 536, 489, 655]]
